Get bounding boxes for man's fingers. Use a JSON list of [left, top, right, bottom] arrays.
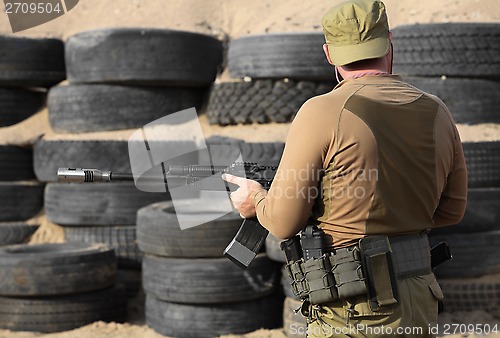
[[222, 173, 247, 187]]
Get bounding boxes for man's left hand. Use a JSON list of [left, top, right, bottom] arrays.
[[222, 173, 266, 218]]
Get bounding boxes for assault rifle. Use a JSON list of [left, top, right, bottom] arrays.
[[57, 163, 277, 269]]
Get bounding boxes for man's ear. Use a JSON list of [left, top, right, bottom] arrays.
[[323, 44, 334, 65]]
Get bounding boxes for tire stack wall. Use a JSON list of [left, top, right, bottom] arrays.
[[0, 243, 126, 332], [0, 36, 64, 246], [393, 23, 500, 125], [46, 181, 166, 296], [137, 200, 283, 337], [51, 28, 223, 133], [39, 140, 168, 298], [207, 33, 337, 125], [0, 146, 42, 245], [393, 23, 500, 318], [37, 28, 224, 301]]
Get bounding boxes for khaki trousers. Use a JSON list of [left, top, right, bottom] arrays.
[[307, 273, 444, 338]]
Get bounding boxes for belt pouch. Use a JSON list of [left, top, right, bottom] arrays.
[[303, 255, 338, 304], [359, 236, 399, 310], [285, 260, 309, 300], [330, 247, 367, 299]]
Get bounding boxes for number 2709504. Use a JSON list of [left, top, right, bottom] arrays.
[[5, 2, 62, 14]]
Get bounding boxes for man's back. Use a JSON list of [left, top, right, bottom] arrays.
[[253, 75, 467, 247], [308, 75, 467, 247]]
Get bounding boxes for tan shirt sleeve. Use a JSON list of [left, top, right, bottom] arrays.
[[255, 97, 334, 239], [433, 120, 468, 226]]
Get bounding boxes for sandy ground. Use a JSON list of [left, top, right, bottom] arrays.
[[0, 0, 499, 337], [0, 0, 499, 39], [0, 307, 499, 338]]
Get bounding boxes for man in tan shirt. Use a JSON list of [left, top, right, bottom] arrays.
[[224, 0, 467, 336]]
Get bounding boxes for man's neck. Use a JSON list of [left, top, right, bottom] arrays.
[[343, 68, 389, 79]]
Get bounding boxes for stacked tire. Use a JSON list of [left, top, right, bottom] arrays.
[[0, 35, 63, 126], [37, 28, 224, 301], [393, 23, 500, 125], [43, 174, 167, 297], [49, 28, 222, 133], [207, 33, 337, 125], [0, 146, 42, 246], [0, 36, 64, 247], [0, 242, 126, 332], [137, 200, 283, 337], [393, 23, 500, 318], [37, 139, 170, 297]]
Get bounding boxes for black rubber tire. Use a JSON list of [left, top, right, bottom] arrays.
[[283, 297, 307, 338], [66, 28, 222, 86], [0, 36, 65, 87], [0, 223, 39, 245], [65, 226, 142, 269], [0, 243, 116, 296], [34, 138, 195, 182], [0, 88, 45, 127], [392, 23, 500, 78], [430, 188, 500, 235], [265, 233, 286, 263], [137, 200, 241, 257], [429, 232, 500, 278], [0, 286, 127, 333], [0, 146, 35, 181], [228, 33, 335, 81], [48, 84, 206, 133], [146, 294, 283, 338], [206, 80, 335, 125], [438, 275, 500, 318], [0, 182, 44, 222], [405, 77, 500, 124], [142, 254, 279, 304], [463, 142, 500, 188], [203, 136, 284, 165], [45, 182, 168, 226]]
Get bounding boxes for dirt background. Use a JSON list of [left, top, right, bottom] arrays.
[[0, 0, 499, 39], [0, 0, 499, 337]]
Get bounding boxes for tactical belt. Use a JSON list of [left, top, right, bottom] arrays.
[[325, 232, 432, 279], [284, 232, 432, 308]]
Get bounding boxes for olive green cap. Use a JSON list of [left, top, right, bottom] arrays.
[[322, 0, 390, 66]]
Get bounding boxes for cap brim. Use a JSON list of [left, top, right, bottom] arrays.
[[328, 37, 390, 66]]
